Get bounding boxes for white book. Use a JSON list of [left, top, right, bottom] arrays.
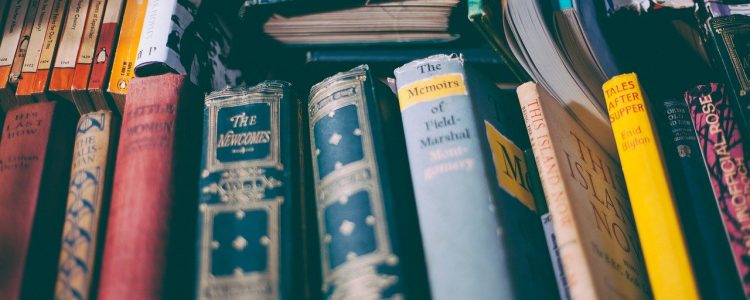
[[21, 0, 53, 73], [54, 0, 91, 68], [0, 0, 32, 67], [135, 0, 201, 75]]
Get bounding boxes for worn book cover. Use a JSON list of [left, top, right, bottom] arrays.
[[518, 82, 650, 299], [0, 0, 36, 111], [97, 74, 201, 300], [0, 100, 78, 300], [308, 65, 429, 299], [106, 0, 148, 113], [54, 110, 118, 300], [87, 0, 124, 111], [134, 0, 201, 76], [394, 55, 558, 299], [15, 0, 59, 103], [196, 82, 304, 299], [685, 83, 750, 298], [603, 73, 699, 299], [69, 0, 107, 114], [29, 0, 67, 103], [49, 0, 92, 112]]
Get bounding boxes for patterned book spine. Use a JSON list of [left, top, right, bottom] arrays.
[[86, 0, 123, 111], [308, 65, 408, 299], [106, 0, 148, 113], [393, 54, 516, 299], [0, 101, 77, 299], [54, 110, 117, 300], [49, 0, 91, 111], [196, 82, 301, 299], [685, 83, 750, 297], [15, 0, 53, 103], [97, 74, 191, 300], [29, 0, 67, 102], [135, 0, 200, 76], [603, 73, 699, 299], [0, 0, 36, 110], [69, 0, 106, 113]]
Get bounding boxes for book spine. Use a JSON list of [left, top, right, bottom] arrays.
[[0, 101, 77, 299], [685, 83, 750, 297], [196, 81, 300, 299], [97, 74, 185, 300], [0, 0, 32, 110], [393, 54, 513, 299], [69, 0, 105, 112], [86, 0, 123, 111], [30, 0, 67, 102], [106, 0, 147, 112], [135, 0, 198, 75], [50, 0, 91, 112], [0, 0, 37, 109], [308, 65, 407, 299], [603, 73, 699, 299], [54, 110, 116, 300], [15, 0, 53, 102]]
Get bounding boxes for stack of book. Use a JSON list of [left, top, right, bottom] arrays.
[[2, 0, 750, 299]]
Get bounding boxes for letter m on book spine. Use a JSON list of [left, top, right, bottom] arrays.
[[196, 81, 300, 299]]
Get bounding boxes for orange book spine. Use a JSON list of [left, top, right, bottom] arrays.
[[0, 0, 38, 109], [30, 0, 68, 102], [0, 0, 32, 111], [86, 0, 124, 111], [106, 0, 148, 112], [69, 0, 106, 113], [17, 0, 59, 103], [48, 0, 90, 107]]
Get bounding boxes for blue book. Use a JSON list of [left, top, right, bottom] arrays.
[[393, 54, 558, 299], [195, 81, 303, 299], [306, 65, 428, 299]]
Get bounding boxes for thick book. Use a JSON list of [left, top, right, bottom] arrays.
[[106, 0, 148, 113], [87, 0, 124, 111], [0, 0, 36, 111], [468, 0, 528, 81], [49, 0, 92, 112], [603, 73, 699, 299], [69, 0, 107, 114], [684, 83, 750, 298], [134, 0, 201, 76], [196, 82, 304, 299], [308, 65, 428, 299], [518, 82, 650, 299], [54, 110, 118, 300], [393, 54, 558, 299], [97, 74, 201, 300], [0, 100, 78, 299], [29, 0, 68, 103], [15, 0, 55, 104]]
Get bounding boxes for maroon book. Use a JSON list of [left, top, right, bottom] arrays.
[[0, 101, 77, 299], [97, 74, 200, 300]]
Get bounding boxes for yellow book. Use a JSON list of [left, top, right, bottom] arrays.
[[106, 0, 148, 113], [603, 73, 698, 300]]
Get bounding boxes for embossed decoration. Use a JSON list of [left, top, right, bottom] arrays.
[[325, 191, 377, 269], [314, 105, 365, 179], [203, 167, 282, 202], [56, 168, 101, 300], [76, 112, 106, 133]]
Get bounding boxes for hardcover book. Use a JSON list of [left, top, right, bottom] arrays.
[[393, 54, 558, 299], [196, 81, 303, 300], [54, 110, 118, 300], [106, 0, 148, 113], [308, 65, 428, 299], [14, 0, 55, 104], [603, 73, 699, 299], [69, 0, 107, 114], [29, 0, 67, 102], [0, 0, 36, 111], [0, 100, 78, 299], [685, 83, 750, 298], [49, 0, 92, 112], [518, 82, 650, 300], [97, 74, 201, 300], [87, 0, 124, 111], [134, 0, 201, 76]]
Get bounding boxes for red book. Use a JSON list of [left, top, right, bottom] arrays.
[[97, 74, 199, 299], [87, 0, 124, 111], [0, 101, 77, 299]]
